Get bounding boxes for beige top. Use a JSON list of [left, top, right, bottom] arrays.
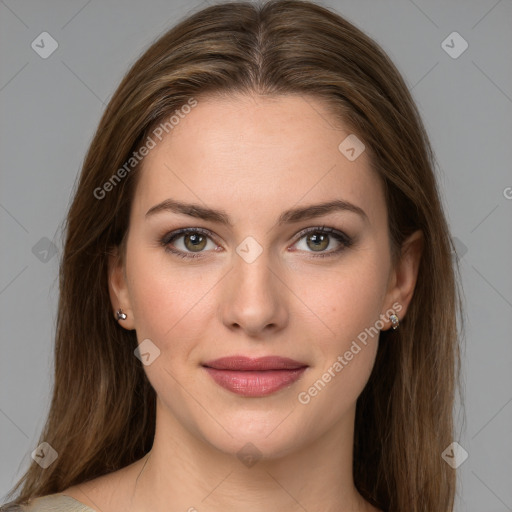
[[2, 494, 96, 512]]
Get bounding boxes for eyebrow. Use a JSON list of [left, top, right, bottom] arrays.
[[145, 198, 368, 226]]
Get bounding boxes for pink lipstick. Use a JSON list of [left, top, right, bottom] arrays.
[[202, 356, 308, 397]]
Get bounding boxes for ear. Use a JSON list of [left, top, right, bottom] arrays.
[[107, 245, 136, 330], [381, 229, 424, 330]]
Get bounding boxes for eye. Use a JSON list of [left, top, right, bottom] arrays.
[[160, 228, 218, 259], [292, 226, 353, 258], [160, 226, 353, 260]]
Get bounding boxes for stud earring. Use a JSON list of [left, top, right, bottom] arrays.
[[389, 313, 400, 330], [116, 308, 127, 321]]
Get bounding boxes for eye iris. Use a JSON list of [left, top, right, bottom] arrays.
[[184, 233, 207, 252], [307, 232, 329, 251]]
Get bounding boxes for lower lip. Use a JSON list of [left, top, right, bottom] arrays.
[[203, 367, 307, 397]]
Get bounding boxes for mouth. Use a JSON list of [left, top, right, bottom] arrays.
[[202, 356, 309, 397]]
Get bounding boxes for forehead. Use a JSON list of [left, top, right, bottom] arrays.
[[131, 94, 386, 228]]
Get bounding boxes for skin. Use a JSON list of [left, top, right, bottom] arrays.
[[62, 93, 423, 512]]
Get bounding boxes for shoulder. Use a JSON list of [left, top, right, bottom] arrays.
[[1, 494, 96, 512], [1, 456, 147, 512]]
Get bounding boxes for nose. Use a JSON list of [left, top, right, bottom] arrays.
[[220, 249, 289, 338]]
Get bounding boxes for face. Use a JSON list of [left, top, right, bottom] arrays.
[[109, 93, 419, 458]]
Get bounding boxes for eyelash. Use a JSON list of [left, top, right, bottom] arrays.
[[160, 226, 353, 260]]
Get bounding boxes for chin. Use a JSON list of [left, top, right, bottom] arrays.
[[204, 425, 306, 463], [190, 404, 314, 462]]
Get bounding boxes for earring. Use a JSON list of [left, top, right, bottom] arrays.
[[389, 313, 400, 330], [116, 308, 127, 321]]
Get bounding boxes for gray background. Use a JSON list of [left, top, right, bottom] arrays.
[[1, 0, 511, 510]]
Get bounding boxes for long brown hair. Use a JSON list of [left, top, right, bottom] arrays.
[[2, 1, 464, 510]]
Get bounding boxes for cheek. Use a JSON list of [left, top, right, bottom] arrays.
[[294, 252, 388, 407], [126, 246, 219, 354], [299, 257, 388, 354]]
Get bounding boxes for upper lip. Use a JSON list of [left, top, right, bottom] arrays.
[[202, 356, 308, 371]]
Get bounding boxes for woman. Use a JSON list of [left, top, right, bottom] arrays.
[[1, 0, 463, 511]]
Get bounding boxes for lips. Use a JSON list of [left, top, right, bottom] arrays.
[[202, 356, 308, 397], [203, 356, 307, 371]]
